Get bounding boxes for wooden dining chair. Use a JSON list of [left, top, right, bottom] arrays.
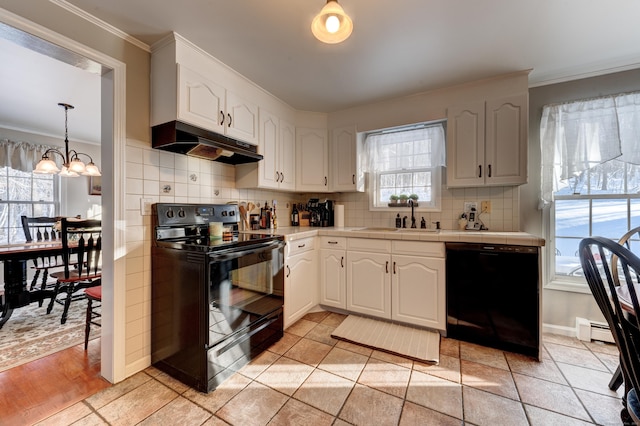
[[84, 284, 101, 350], [580, 236, 640, 424], [607, 226, 640, 391], [20, 216, 65, 305], [47, 218, 102, 324]]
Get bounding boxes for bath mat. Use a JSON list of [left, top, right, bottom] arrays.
[[331, 315, 439, 363]]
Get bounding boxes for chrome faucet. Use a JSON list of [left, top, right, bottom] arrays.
[[409, 199, 417, 228]]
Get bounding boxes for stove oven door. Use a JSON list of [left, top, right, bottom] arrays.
[[206, 239, 285, 390]]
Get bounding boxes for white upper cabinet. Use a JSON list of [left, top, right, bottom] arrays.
[[330, 125, 359, 192], [225, 90, 259, 145], [237, 110, 295, 190], [296, 127, 330, 192], [177, 65, 225, 132], [447, 93, 528, 187]]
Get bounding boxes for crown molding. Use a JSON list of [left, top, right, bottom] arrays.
[[50, 0, 150, 52]]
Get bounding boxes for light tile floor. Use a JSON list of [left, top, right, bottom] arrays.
[[39, 311, 624, 425]]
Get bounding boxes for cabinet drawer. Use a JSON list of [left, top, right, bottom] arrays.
[[347, 238, 391, 253], [287, 237, 315, 256], [392, 241, 445, 257], [320, 236, 346, 250]]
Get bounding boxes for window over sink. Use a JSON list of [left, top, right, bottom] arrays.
[[363, 121, 446, 211]]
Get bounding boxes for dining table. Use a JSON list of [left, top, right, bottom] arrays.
[[0, 241, 64, 328]]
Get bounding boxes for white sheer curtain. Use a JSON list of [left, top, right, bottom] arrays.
[[540, 92, 640, 206], [364, 123, 446, 173], [0, 139, 54, 173]]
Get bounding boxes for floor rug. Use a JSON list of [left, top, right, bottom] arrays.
[[331, 315, 440, 363], [0, 299, 99, 372]]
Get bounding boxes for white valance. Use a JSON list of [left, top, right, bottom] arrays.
[[0, 139, 54, 173], [364, 123, 446, 173], [540, 92, 640, 206]]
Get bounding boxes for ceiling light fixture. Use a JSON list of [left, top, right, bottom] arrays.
[[311, 0, 353, 44], [34, 103, 101, 177]]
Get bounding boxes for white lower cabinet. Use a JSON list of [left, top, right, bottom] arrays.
[[346, 250, 391, 318], [391, 254, 445, 329], [338, 238, 446, 331], [319, 237, 347, 309], [284, 237, 317, 329]]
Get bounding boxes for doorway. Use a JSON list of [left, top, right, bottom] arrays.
[[0, 12, 126, 383]]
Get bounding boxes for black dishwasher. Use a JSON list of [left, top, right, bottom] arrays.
[[446, 242, 540, 359]]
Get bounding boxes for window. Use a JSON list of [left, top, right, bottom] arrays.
[[540, 92, 640, 291], [0, 167, 57, 244], [553, 160, 640, 281], [364, 122, 446, 210]]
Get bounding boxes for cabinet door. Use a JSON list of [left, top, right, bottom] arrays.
[[177, 65, 225, 133], [225, 91, 259, 145], [258, 110, 280, 188], [446, 102, 485, 187], [296, 127, 329, 192], [284, 250, 317, 329], [330, 126, 357, 192], [279, 119, 296, 191], [346, 251, 391, 319], [391, 255, 445, 330], [485, 94, 528, 186], [320, 248, 346, 309]]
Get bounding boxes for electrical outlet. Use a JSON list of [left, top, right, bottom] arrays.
[[140, 197, 153, 215], [481, 200, 491, 213], [464, 201, 478, 212]]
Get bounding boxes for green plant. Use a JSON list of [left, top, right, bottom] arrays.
[[398, 194, 409, 202], [389, 194, 399, 202], [409, 194, 419, 201]]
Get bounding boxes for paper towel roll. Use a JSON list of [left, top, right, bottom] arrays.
[[334, 204, 345, 228]]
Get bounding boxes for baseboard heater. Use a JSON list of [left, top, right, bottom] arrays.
[[576, 317, 614, 343]]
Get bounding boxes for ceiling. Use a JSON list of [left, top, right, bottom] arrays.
[[2, 0, 640, 144]]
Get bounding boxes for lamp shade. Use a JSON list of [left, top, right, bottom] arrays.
[[311, 0, 353, 44], [34, 158, 61, 174], [82, 162, 102, 177], [59, 166, 79, 177]]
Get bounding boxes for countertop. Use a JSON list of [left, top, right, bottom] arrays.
[[242, 227, 545, 247]]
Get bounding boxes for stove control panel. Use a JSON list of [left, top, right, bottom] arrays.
[[154, 203, 239, 227]]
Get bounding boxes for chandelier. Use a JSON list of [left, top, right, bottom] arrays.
[[311, 0, 353, 44], [34, 103, 101, 177]]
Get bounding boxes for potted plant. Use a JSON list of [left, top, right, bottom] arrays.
[[409, 194, 419, 202], [398, 194, 409, 205]]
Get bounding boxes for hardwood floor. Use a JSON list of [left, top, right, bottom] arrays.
[[0, 338, 110, 425]]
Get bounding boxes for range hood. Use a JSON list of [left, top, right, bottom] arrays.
[[152, 121, 263, 165]]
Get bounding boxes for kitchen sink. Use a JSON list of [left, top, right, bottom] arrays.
[[399, 228, 440, 233], [351, 227, 399, 232]]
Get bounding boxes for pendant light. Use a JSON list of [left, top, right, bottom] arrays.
[[34, 103, 101, 177], [311, 0, 353, 44]]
